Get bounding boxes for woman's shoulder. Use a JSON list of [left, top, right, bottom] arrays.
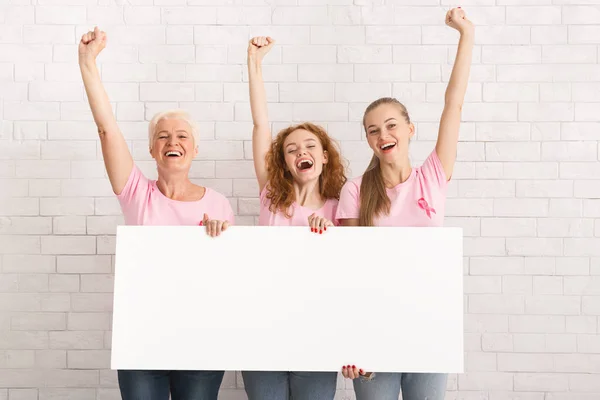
[[414, 149, 448, 186], [202, 186, 235, 221], [204, 186, 230, 204], [324, 197, 339, 207], [349, 175, 363, 185], [342, 175, 363, 192]]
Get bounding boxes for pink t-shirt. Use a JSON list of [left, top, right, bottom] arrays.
[[258, 185, 339, 227], [117, 165, 235, 226], [336, 150, 448, 227]]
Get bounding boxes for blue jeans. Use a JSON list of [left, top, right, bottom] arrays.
[[118, 370, 224, 400], [242, 371, 337, 400], [353, 372, 447, 400]]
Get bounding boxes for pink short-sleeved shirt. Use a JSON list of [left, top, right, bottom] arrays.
[[336, 150, 448, 227], [116, 165, 235, 226], [258, 185, 339, 227]]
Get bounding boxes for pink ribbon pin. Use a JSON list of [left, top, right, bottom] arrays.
[[418, 197, 436, 218]]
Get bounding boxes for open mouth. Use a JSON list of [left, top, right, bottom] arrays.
[[296, 159, 314, 171], [380, 142, 396, 152], [165, 150, 182, 158]]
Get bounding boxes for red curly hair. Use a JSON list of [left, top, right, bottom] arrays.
[[264, 122, 347, 218]]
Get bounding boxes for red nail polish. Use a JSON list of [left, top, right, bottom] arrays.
[[342, 366, 346, 369], [352, 365, 356, 369], [324, 226, 327, 231], [199, 221, 203, 226], [310, 228, 313, 232], [360, 369, 364, 374], [319, 230, 322, 234]]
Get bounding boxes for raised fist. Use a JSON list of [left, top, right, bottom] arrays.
[[247, 36, 275, 62], [78, 26, 107, 63], [445, 8, 474, 35]]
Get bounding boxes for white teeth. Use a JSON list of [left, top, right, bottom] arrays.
[[380, 143, 395, 150], [297, 159, 313, 169], [165, 151, 182, 157]]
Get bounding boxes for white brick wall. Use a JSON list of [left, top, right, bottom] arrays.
[[1, 1, 599, 400]]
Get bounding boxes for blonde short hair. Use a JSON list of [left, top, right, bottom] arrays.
[[148, 109, 200, 150]]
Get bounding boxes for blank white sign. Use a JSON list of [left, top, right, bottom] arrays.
[[111, 226, 463, 373]]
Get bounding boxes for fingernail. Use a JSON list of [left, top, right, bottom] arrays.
[[360, 369, 364, 374], [319, 230, 322, 234], [342, 366, 346, 369], [324, 226, 327, 231], [352, 365, 356, 369], [310, 228, 314, 232], [347, 365, 351, 368]]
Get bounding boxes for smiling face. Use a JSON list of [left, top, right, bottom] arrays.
[[149, 118, 198, 173], [364, 103, 414, 164], [282, 128, 328, 185]]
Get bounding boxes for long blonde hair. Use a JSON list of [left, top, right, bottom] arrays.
[[359, 98, 411, 227]]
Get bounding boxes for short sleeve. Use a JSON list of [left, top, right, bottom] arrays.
[[116, 164, 150, 222], [331, 203, 341, 227], [259, 183, 268, 203], [419, 150, 449, 190], [259, 182, 274, 213], [335, 179, 361, 220]]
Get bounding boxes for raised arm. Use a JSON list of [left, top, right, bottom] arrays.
[[435, 8, 474, 179], [247, 36, 275, 193], [78, 27, 133, 195]]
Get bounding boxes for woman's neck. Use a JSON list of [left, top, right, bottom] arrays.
[[156, 171, 198, 200], [293, 178, 324, 209], [379, 157, 412, 188]]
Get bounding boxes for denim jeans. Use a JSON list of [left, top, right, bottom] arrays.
[[353, 372, 447, 400], [242, 371, 337, 400], [118, 370, 224, 400]]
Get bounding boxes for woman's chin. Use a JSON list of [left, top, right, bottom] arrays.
[[157, 160, 191, 173]]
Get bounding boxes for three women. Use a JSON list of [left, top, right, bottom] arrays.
[[78, 6, 472, 400]]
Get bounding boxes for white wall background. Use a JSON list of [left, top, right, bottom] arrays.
[[1, 0, 600, 399]]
